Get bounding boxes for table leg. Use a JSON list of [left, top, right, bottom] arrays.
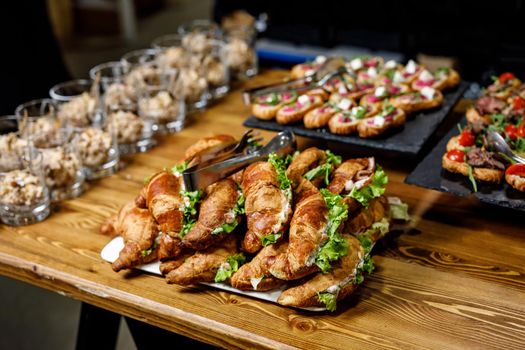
[[125, 317, 218, 350], [76, 302, 121, 350]]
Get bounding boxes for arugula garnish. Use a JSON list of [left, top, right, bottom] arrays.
[[349, 166, 388, 207], [303, 150, 342, 185], [317, 291, 337, 312], [178, 190, 203, 238], [466, 164, 478, 192], [264, 93, 280, 106], [214, 254, 246, 283], [434, 67, 450, 77], [457, 123, 463, 133], [141, 234, 161, 257], [498, 152, 516, 165], [315, 189, 349, 273], [261, 233, 282, 246]]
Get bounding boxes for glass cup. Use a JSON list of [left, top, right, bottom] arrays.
[[49, 80, 101, 128], [177, 19, 221, 39], [121, 48, 159, 74], [90, 61, 137, 114], [74, 119, 120, 180], [32, 128, 85, 201], [108, 109, 154, 154], [15, 99, 60, 148], [203, 40, 230, 100], [0, 147, 51, 226], [0, 114, 18, 134], [152, 33, 184, 50], [138, 71, 186, 134], [49, 79, 93, 102], [223, 26, 258, 80]]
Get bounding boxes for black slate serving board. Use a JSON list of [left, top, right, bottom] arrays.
[[243, 81, 469, 156], [405, 118, 525, 211]]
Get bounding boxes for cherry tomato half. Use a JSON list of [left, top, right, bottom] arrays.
[[517, 123, 525, 138], [505, 124, 518, 140], [458, 129, 475, 147], [513, 96, 525, 110], [505, 163, 525, 177], [499, 72, 515, 83], [446, 149, 465, 162]]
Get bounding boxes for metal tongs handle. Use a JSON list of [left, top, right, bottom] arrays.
[[182, 131, 297, 191], [242, 57, 348, 105]]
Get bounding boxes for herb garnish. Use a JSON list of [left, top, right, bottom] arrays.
[[315, 189, 349, 273], [178, 190, 203, 238], [214, 254, 246, 283], [172, 161, 189, 175], [261, 233, 282, 246], [211, 191, 245, 235], [317, 292, 337, 312], [349, 166, 388, 207], [466, 164, 478, 192], [304, 150, 342, 185]]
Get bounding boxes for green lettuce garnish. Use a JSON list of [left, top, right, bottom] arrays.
[[268, 153, 293, 199], [304, 150, 342, 185], [178, 190, 203, 238], [349, 166, 388, 207], [466, 164, 478, 192], [172, 161, 189, 175], [389, 201, 410, 221], [315, 189, 349, 273], [317, 291, 337, 312], [214, 254, 246, 283], [261, 233, 282, 246], [211, 192, 245, 235]]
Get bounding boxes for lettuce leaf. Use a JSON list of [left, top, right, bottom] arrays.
[[389, 202, 410, 221], [178, 190, 203, 238], [317, 292, 337, 312], [261, 233, 282, 246], [315, 189, 349, 273], [214, 254, 246, 283], [304, 150, 342, 185], [211, 191, 245, 235], [172, 161, 189, 175], [268, 153, 293, 191], [349, 166, 388, 207]]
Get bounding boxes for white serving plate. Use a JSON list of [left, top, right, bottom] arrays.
[[101, 237, 325, 311]]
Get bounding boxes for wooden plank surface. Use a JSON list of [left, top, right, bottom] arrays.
[[1, 70, 524, 349]]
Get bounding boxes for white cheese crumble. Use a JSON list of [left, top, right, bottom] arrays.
[[421, 86, 436, 100], [374, 86, 386, 97], [419, 70, 434, 82], [350, 58, 363, 71], [384, 60, 397, 69], [298, 95, 310, 105], [337, 98, 352, 110], [405, 60, 417, 74]]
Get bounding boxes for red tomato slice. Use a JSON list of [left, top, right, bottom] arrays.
[[513, 96, 525, 110], [517, 123, 525, 138], [446, 149, 465, 162], [499, 72, 515, 83], [506, 163, 525, 177], [458, 130, 475, 147], [505, 124, 518, 140]]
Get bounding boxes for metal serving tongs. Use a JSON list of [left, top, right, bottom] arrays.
[[487, 131, 525, 164], [182, 131, 297, 191], [242, 57, 347, 105]]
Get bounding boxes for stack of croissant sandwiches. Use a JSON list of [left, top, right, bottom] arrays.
[[101, 134, 409, 311], [251, 55, 460, 138]]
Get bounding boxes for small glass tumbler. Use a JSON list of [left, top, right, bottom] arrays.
[[0, 114, 18, 134], [223, 26, 258, 80], [121, 48, 159, 74], [177, 19, 221, 39], [74, 119, 120, 180], [15, 98, 59, 148], [49, 80, 101, 128], [108, 110, 154, 154], [90, 61, 137, 114], [49, 79, 93, 102], [33, 128, 85, 201], [204, 40, 230, 99], [138, 73, 186, 134], [0, 147, 51, 226]]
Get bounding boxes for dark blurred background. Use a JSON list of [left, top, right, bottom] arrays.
[[1, 1, 525, 349]]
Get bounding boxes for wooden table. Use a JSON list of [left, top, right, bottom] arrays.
[[1, 71, 524, 350]]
